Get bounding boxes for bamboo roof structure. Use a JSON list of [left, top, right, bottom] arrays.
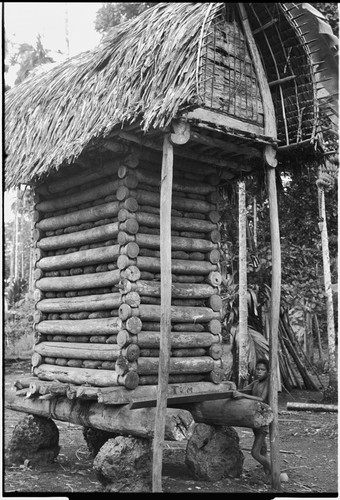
[[5, 2, 337, 189]]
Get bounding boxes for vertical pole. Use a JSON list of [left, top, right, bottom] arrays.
[[152, 134, 173, 492], [14, 189, 20, 280], [317, 183, 337, 388], [238, 180, 248, 388], [238, 4, 281, 489], [267, 160, 281, 490], [253, 196, 257, 248]]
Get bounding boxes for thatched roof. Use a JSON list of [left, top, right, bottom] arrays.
[[5, 2, 334, 189]]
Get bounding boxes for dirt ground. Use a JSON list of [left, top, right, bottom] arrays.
[[3, 360, 338, 496]]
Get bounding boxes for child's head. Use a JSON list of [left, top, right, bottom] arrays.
[[255, 358, 269, 380]]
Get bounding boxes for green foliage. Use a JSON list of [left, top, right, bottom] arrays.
[[5, 294, 34, 360], [95, 2, 158, 33]]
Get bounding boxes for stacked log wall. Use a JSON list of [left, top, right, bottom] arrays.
[[32, 148, 225, 391]]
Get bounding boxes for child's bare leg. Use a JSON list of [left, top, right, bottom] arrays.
[[252, 431, 271, 475], [260, 438, 270, 475]]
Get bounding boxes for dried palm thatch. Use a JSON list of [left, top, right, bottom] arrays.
[[5, 3, 219, 189], [5, 2, 331, 189]]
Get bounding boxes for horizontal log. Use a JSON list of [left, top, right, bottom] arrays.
[[5, 390, 194, 441], [206, 271, 222, 286], [119, 218, 139, 234], [120, 265, 141, 282], [37, 245, 121, 271], [37, 293, 122, 313], [35, 157, 131, 196], [120, 242, 140, 258], [125, 316, 143, 334], [208, 295, 223, 311], [137, 357, 214, 374], [138, 321, 161, 331], [182, 398, 273, 429], [208, 344, 223, 360], [286, 402, 338, 412], [139, 348, 160, 357], [118, 231, 218, 253], [122, 291, 141, 308], [34, 342, 140, 362], [134, 168, 216, 195], [36, 269, 120, 291], [32, 352, 43, 367], [173, 323, 205, 332], [36, 317, 123, 336], [33, 364, 138, 389], [37, 222, 121, 251], [36, 201, 121, 231], [97, 380, 234, 405], [207, 319, 222, 335], [172, 348, 206, 357], [119, 304, 221, 322], [118, 255, 217, 275], [134, 211, 217, 233], [120, 331, 221, 349], [139, 374, 206, 385], [116, 186, 215, 213], [35, 178, 121, 212], [116, 329, 136, 347], [120, 279, 217, 298], [90, 335, 111, 343]]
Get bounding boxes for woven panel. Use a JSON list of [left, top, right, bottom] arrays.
[[198, 17, 264, 126]]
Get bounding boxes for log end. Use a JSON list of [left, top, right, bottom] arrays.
[[123, 371, 139, 390]]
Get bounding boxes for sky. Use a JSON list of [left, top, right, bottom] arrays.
[[3, 2, 103, 221], [4, 2, 102, 56]]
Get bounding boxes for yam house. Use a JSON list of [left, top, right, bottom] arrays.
[[5, 2, 332, 490]]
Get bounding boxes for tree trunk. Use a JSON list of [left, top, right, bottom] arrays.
[[14, 192, 20, 280], [318, 184, 337, 393]]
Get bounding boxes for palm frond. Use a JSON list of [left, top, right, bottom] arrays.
[[288, 3, 339, 128]]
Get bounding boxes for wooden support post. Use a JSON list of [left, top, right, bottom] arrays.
[[238, 180, 248, 388], [238, 2, 281, 490], [267, 162, 281, 489], [152, 134, 173, 492]]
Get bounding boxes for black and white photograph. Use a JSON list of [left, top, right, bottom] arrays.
[[3, 2, 338, 496]]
